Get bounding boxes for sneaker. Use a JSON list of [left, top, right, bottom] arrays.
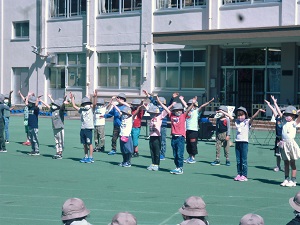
[[211, 160, 220, 166], [123, 162, 131, 168], [100, 147, 105, 152], [170, 168, 183, 175], [118, 162, 125, 167], [28, 151, 40, 156], [22, 141, 31, 146], [86, 157, 94, 163], [273, 166, 280, 172], [234, 175, 241, 181], [280, 179, 290, 186], [132, 152, 139, 157], [52, 154, 63, 159], [184, 157, 190, 163], [187, 158, 196, 164], [5, 140, 9, 144], [0, 149, 7, 153], [152, 165, 159, 171], [226, 160, 231, 166], [93, 148, 99, 152], [239, 175, 248, 182], [147, 164, 154, 170], [160, 155, 165, 160], [107, 150, 116, 155], [286, 180, 297, 187], [80, 157, 88, 163]]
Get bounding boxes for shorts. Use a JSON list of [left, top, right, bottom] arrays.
[[80, 129, 93, 145], [131, 127, 141, 147]]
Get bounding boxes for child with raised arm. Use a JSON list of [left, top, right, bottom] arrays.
[[273, 99, 300, 187], [179, 96, 214, 164], [109, 96, 133, 167], [40, 94, 66, 159], [234, 106, 265, 181], [70, 92, 94, 163], [18, 90, 30, 146], [3, 90, 13, 143], [92, 90, 106, 152], [265, 96, 283, 172], [0, 94, 10, 152], [211, 105, 234, 166], [157, 96, 196, 175]]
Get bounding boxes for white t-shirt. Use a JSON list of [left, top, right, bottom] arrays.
[[186, 109, 199, 131], [120, 115, 133, 137], [235, 119, 250, 142], [282, 120, 297, 140], [94, 106, 106, 126], [79, 107, 94, 129]]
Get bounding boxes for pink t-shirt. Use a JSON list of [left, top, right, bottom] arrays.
[[149, 110, 168, 136], [169, 113, 186, 137]]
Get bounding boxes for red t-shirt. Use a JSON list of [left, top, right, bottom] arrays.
[[169, 113, 186, 137], [132, 109, 144, 128]]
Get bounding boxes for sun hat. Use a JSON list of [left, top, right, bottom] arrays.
[[236, 106, 248, 117], [158, 97, 166, 105], [61, 198, 90, 221], [147, 105, 160, 114], [109, 212, 137, 225], [239, 213, 264, 225], [283, 105, 297, 116], [121, 106, 132, 115], [179, 196, 208, 217], [117, 93, 127, 101], [172, 103, 184, 111], [218, 105, 228, 113], [187, 99, 198, 107], [289, 191, 300, 212], [81, 97, 92, 106], [28, 95, 37, 104], [131, 99, 141, 105], [97, 98, 105, 105], [180, 219, 206, 225]]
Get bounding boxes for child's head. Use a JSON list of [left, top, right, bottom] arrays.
[[121, 106, 132, 119], [172, 103, 184, 116], [28, 96, 37, 107], [187, 99, 198, 109], [283, 106, 297, 122], [215, 105, 228, 118], [61, 198, 90, 223], [290, 191, 300, 216], [159, 97, 166, 105], [51, 99, 63, 110], [81, 97, 92, 110], [179, 196, 208, 223], [117, 93, 127, 104], [96, 98, 105, 107], [131, 99, 141, 109], [110, 212, 137, 225], [147, 105, 160, 118], [236, 106, 248, 122], [239, 213, 264, 225]]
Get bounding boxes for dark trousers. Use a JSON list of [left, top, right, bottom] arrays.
[[111, 125, 120, 150], [150, 136, 161, 165], [0, 120, 5, 150], [186, 130, 198, 156], [235, 142, 248, 177]]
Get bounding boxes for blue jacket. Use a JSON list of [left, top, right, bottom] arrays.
[[104, 104, 126, 127]]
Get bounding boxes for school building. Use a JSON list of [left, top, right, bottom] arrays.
[[0, 0, 299, 115]]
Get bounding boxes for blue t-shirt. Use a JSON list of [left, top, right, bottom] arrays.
[[104, 104, 126, 127], [28, 106, 39, 128]]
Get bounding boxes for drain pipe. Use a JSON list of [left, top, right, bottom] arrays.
[[85, 0, 91, 97]]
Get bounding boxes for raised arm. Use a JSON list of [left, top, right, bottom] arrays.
[[92, 89, 97, 108], [48, 94, 54, 103], [157, 96, 171, 114], [264, 99, 278, 117], [184, 97, 197, 116], [219, 109, 234, 120], [18, 90, 26, 102], [249, 108, 265, 125], [179, 96, 187, 108], [39, 99, 50, 109], [70, 92, 80, 111], [198, 97, 214, 112], [271, 95, 282, 118], [8, 90, 13, 104]]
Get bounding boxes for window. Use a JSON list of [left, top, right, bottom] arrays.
[[98, 52, 141, 89], [49, 0, 86, 18], [223, 0, 281, 5], [155, 50, 206, 89], [13, 21, 29, 39], [99, 0, 142, 14], [49, 53, 86, 87], [156, 0, 206, 10]]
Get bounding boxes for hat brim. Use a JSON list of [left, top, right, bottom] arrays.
[[81, 101, 92, 106], [179, 207, 208, 217], [289, 197, 300, 212], [61, 208, 90, 221]]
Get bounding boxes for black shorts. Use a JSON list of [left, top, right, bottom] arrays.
[[80, 129, 93, 145]]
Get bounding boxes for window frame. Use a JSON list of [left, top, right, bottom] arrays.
[[156, 0, 206, 10], [49, 0, 86, 18], [99, 0, 142, 15], [12, 21, 29, 39]]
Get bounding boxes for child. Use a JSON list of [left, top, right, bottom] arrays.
[[158, 97, 195, 175], [131, 99, 145, 157], [104, 93, 127, 155], [0, 94, 10, 153], [70, 92, 94, 163], [211, 105, 233, 166], [92, 90, 106, 152], [143, 90, 176, 160], [3, 91, 13, 143], [146, 104, 168, 171], [273, 100, 300, 187], [265, 97, 283, 172], [18, 90, 30, 146], [234, 106, 265, 181], [110, 97, 133, 167], [40, 94, 66, 159], [179, 96, 214, 164], [287, 191, 300, 224], [26, 93, 40, 156]]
